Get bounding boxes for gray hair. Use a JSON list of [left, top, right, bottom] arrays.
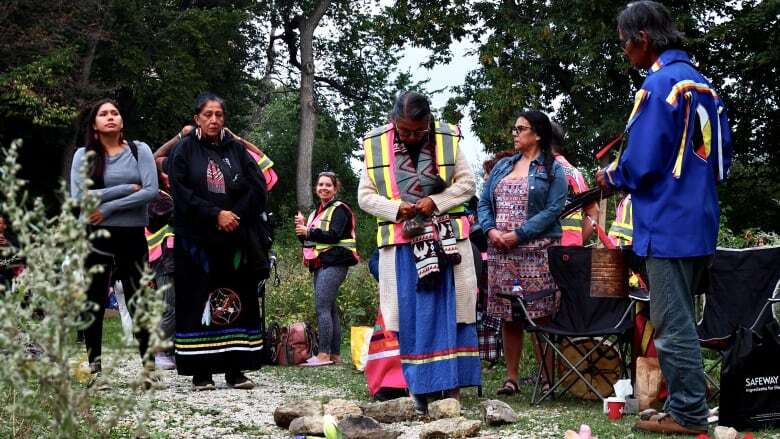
[[617, 1, 685, 52], [389, 90, 431, 122]]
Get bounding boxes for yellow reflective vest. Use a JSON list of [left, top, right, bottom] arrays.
[[362, 121, 469, 248], [302, 201, 358, 262]]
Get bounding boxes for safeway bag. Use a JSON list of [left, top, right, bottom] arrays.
[[719, 320, 780, 431]]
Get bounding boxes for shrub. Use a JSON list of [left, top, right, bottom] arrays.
[[0, 140, 166, 438], [264, 224, 378, 332]]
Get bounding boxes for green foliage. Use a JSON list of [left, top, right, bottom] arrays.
[[718, 205, 780, 248], [0, 140, 167, 437], [265, 225, 378, 331], [250, 90, 360, 214], [0, 49, 78, 127], [105, 1, 263, 144]]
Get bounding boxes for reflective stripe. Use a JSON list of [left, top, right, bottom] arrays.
[[609, 223, 633, 238], [303, 201, 359, 260], [672, 92, 692, 178], [434, 122, 459, 184], [363, 121, 465, 248], [147, 224, 174, 250], [560, 212, 582, 227], [255, 154, 274, 172]]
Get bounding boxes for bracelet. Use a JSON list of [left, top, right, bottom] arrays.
[[177, 133, 182, 141]]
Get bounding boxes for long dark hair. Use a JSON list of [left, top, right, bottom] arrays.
[[84, 98, 123, 186], [516, 110, 554, 178]]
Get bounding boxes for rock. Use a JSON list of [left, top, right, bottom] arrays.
[[338, 415, 401, 439], [288, 416, 324, 436], [361, 397, 417, 423], [429, 398, 461, 419], [419, 417, 481, 438], [713, 426, 739, 439], [273, 399, 323, 428], [324, 399, 363, 420], [479, 399, 518, 425]]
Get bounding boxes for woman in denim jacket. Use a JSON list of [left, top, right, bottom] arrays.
[[477, 110, 567, 396]]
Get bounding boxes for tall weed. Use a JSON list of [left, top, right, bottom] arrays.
[[0, 140, 166, 438]]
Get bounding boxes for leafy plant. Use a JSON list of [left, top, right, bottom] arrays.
[[0, 139, 166, 438]]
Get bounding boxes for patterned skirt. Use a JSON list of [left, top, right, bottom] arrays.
[[174, 238, 264, 376], [486, 177, 560, 322], [486, 240, 559, 322], [395, 244, 481, 394]]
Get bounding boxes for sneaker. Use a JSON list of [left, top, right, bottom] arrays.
[[143, 372, 165, 391], [192, 374, 215, 391], [89, 361, 102, 374], [633, 413, 708, 435], [87, 372, 110, 391], [226, 371, 255, 390], [155, 352, 176, 370]]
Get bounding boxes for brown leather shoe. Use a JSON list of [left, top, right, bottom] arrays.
[[633, 413, 707, 435]]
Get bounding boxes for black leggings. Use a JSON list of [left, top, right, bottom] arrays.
[[84, 226, 149, 364]]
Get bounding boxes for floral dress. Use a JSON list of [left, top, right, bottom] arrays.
[[486, 177, 559, 322]]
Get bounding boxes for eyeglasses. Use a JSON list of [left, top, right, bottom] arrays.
[[318, 171, 336, 177], [511, 125, 533, 136], [396, 127, 431, 138], [394, 116, 432, 138]]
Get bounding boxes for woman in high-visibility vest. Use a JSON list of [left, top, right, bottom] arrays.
[[358, 91, 481, 415], [295, 171, 359, 366], [551, 122, 599, 246]]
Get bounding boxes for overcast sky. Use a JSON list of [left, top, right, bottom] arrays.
[[396, 41, 487, 171]]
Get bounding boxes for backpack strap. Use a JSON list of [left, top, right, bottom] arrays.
[[128, 140, 139, 162]]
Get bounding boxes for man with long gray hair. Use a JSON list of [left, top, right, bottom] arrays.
[[596, 1, 732, 435]]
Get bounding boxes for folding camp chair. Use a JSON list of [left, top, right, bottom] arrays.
[[697, 245, 780, 400], [519, 246, 635, 405]]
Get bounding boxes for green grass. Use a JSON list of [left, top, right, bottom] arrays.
[[264, 331, 780, 438], [89, 270, 780, 438]]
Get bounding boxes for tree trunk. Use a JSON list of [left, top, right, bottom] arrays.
[[295, 0, 330, 211]]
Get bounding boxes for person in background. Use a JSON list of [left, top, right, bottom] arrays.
[[358, 91, 480, 414], [608, 194, 633, 248], [478, 110, 567, 396], [0, 213, 21, 290], [295, 171, 359, 366], [69, 99, 159, 375], [145, 190, 176, 370], [156, 126, 277, 192], [596, 1, 732, 434], [169, 92, 270, 391], [551, 122, 599, 246]]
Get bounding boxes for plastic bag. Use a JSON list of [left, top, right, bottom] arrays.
[[350, 326, 372, 371], [720, 321, 780, 430]]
